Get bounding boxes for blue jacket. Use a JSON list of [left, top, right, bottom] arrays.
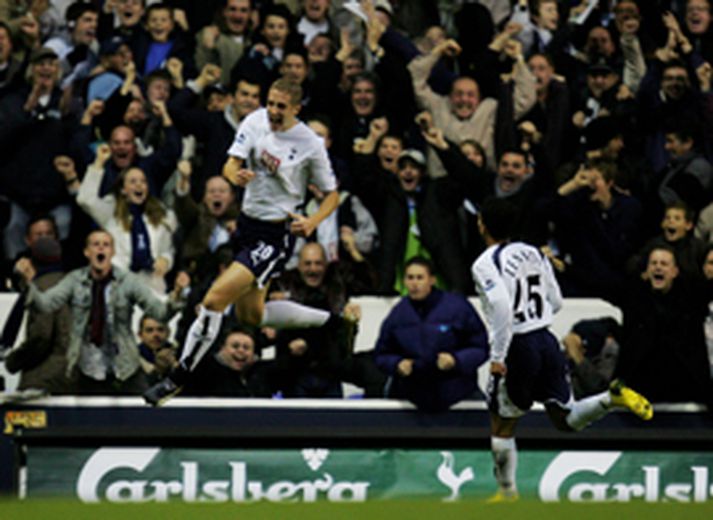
[[374, 289, 488, 411]]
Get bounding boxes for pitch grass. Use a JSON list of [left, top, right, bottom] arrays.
[[2, 499, 713, 520]]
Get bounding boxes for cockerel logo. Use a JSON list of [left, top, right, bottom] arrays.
[[436, 451, 475, 501]]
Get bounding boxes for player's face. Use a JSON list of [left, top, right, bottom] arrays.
[[218, 332, 256, 371], [204, 176, 234, 217], [404, 264, 435, 301], [139, 317, 168, 351], [266, 87, 300, 131], [449, 78, 479, 119], [234, 81, 261, 118], [497, 152, 528, 193], [121, 167, 149, 205], [645, 249, 678, 292], [661, 208, 692, 242], [298, 244, 327, 287]]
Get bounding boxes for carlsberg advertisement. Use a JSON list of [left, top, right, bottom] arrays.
[[24, 448, 713, 503]]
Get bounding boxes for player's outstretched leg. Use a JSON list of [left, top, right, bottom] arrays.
[[609, 379, 653, 420], [143, 305, 224, 406]]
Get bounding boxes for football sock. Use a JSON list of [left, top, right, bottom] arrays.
[[565, 391, 611, 431], [260, 300, 330, 328], [178, 305, 224, 372], [491, 436, 518, 494]]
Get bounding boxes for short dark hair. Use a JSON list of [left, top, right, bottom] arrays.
[[499, 148, 528, 163], [26, 214, 58, 237], [588, 158, 617, 183], [649, 243, 678, 265], [351, 71, 380, 94], [479, 196, 519, 241], [139, 314, 168, 332], [145, 69, 172, 87], [405, 256, 435, 276], [146, 2, 173, 18], [664, 119, 698, 145], [664, 200, 695, 223]]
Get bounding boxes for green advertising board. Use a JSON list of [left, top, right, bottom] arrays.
[[24, 448, 713, 503]]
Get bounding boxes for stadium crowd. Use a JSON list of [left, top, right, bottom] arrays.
[[0, 0, 712, 407]]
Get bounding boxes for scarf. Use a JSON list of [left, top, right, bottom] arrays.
[[90, 276, 112, 346], [129, 203, 154, 272]]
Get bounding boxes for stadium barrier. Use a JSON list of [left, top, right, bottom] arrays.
[[2, 294, 711, 503]]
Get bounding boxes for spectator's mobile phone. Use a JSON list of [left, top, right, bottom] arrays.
[[418, 118, 430, 132]]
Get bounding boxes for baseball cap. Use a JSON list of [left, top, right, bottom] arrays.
[[99, 36, 127, 57], [397, 149, 426, 168], [29, 47, 58, 64], [587, 57, 616, 76], [205, 83, 229, 98], [374, 0, 394, 17]]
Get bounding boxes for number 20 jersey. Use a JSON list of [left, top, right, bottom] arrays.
[[472, 241, 563, 363]]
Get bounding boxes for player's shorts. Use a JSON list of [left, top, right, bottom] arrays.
[[232, 213, 296, 288], [487, 328, 572, 419]]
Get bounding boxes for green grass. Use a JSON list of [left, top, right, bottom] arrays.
[[2, 499, 713, 520]]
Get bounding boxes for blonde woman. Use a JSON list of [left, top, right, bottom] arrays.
[[77, 144, 178, 294]]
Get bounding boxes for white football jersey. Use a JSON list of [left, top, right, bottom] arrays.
[[227, 108, 337, 220], [472, 241, 563, 363]]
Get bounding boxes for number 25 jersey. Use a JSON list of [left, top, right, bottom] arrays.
[[472, 241, 563, 363]]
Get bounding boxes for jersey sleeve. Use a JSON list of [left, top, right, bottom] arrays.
[[227, 108, 263, 159], [472, 258, 513, 364], [541, 254, 563, 314], [308, 135, 337, 192]]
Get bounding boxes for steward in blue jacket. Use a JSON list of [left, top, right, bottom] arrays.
[[374, 257, 488, 412]]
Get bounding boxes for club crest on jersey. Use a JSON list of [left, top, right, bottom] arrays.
[[482, 278, 496, 291], [260, 150, 281, 175]]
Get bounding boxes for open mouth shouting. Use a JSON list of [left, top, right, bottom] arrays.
[[210, 200, 225, 215], [663, 226, 683, 241], [268, 113, 284, 131]]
